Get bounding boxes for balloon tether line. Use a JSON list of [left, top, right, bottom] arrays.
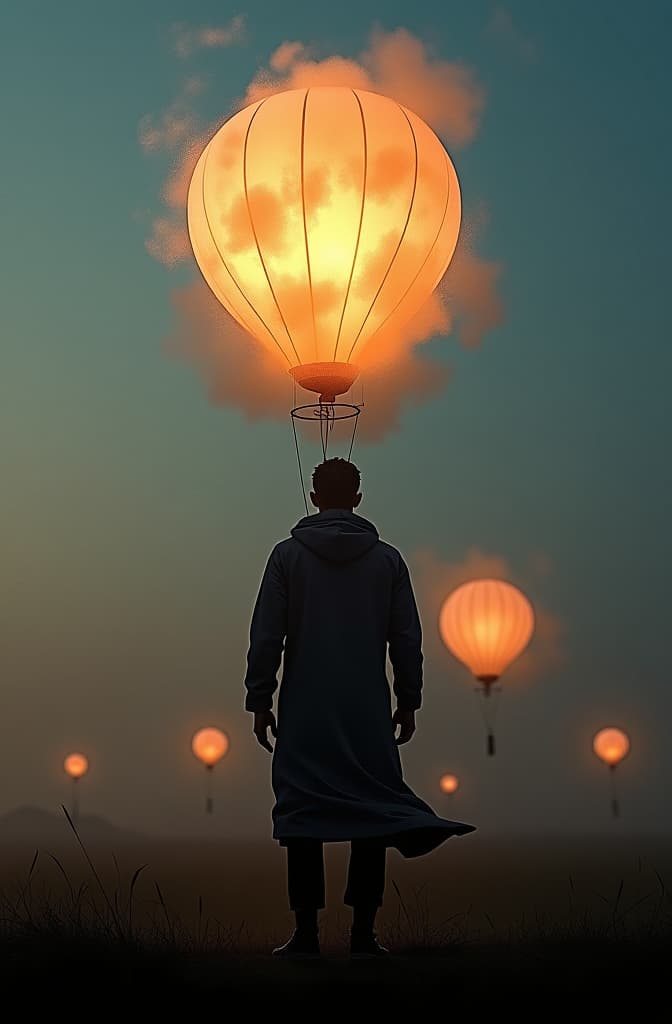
[[71, 777, 79, 824], [475, 684, 501, 756], [609, 764, 620, 819], [347, 405, 359, 463], [291, 413, 309, 517], [290, 396, 361, 512], [206, 764, 214, 815]]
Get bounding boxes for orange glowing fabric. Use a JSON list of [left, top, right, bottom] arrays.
[[64, 753, 88, 779], [187, 87, 461, 400], [439, 579, 535, 683], [192, 727, 229, 767], [593, 728, 630, 766]]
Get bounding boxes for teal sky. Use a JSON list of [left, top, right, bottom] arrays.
[[2, 1, 671, 837]]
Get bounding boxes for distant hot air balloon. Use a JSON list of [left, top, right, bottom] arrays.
[[439, 579, 535, 756], [192, 728, 229, 814], [593, 727, 630, 819], [187, 87, 461, 483], [64, 752, 89, 822], [439, 773, 459, 795]]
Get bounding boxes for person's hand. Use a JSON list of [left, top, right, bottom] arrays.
[[253, 710, 277, 752], [393, 709, 416, 745]]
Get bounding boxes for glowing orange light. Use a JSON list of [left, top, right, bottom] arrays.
[[192, 727, 229, 767], [64, 753, 88, 779], [439, 579, 535, 684], [187, 87, 461, 402], [439, 773, 459, 794], [593, 728, 630, 767]]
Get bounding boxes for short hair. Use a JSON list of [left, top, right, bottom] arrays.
[[312, 458, 361, 505]]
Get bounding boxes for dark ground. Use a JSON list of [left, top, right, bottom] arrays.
[[1, 828, 670, 1008]]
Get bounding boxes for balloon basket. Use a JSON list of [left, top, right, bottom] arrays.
[[290, 401, 362, 515]]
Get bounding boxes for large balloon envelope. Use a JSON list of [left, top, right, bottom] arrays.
[[439, 578, 535, 684], [187, 87, 461, 402]]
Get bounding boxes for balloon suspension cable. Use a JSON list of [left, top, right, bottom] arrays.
[[206, 764, 214, 815], [291, 415, 310, 517], [71, 777, 79, 824], [347, 403, 360, 462], [319, 401, 333, 461], [609, 764, 620, 819], [475, 683, 501, 757], [290, 394, 362, 512], [347, 375, 364, 463]]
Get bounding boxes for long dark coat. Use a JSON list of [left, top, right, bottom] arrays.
[[244, 510, 475, 856]]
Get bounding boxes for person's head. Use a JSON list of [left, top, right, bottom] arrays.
[[311, 458, 362, 512]]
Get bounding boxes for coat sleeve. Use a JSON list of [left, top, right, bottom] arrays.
[[388, 555, 424, 711], [244, 546, 288, 712]]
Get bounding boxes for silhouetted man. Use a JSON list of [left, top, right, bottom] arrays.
[[245, 458, 474, 958]]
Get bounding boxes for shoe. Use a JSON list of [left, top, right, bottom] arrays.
[[272, 929, 321, 959], [350, 931, 390, 958]]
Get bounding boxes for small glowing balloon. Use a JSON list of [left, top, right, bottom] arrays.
[[64, 753, 89, 779], [439, 579, 535, 756], [64, 753, 88, 822], [439, 579, 535, 683], [192, 727, 229, 815], [593, 728, 630, 767], [439, 774, 459, 794], [593, 727, 630, 819], [187, 87, 461, 403], [192, 728, 229, 767]]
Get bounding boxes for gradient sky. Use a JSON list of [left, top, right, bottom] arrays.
[[2, 1, 671, 838]]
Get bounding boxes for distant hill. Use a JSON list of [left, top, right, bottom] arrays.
[[0, 806, 148, 846]]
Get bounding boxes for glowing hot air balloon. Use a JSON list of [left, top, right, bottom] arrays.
[[192, 727, 229, 814], [593, 727, 630, 818], [439, 773, 459, 795], [64, 752, 89, 822], [187, 87, 461, 414], [439, 579, 535, 756]]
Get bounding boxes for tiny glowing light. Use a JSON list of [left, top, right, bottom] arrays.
[[593, 728, 630, 767], [439, 774, 459, 794], [192, 727, 229, 767], [64, 753, 89, 779]]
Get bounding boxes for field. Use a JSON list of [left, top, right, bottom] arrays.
[[1, 821, 670, 1008]]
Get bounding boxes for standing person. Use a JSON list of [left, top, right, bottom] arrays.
[[245, 458, 474, 958]]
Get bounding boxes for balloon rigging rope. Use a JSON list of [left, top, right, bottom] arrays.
[[475, 685, 501, 733], [292, 413, 309, 517], [347, 406, 359, 462], [609, 766, 620, 818], [290, 386, 362, 515], [320, 406, 328, 461]]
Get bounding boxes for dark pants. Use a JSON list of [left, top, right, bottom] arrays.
[[286, 839, 386, 910]]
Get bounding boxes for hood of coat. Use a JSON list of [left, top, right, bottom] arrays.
[[291, 509, 379, 564]]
